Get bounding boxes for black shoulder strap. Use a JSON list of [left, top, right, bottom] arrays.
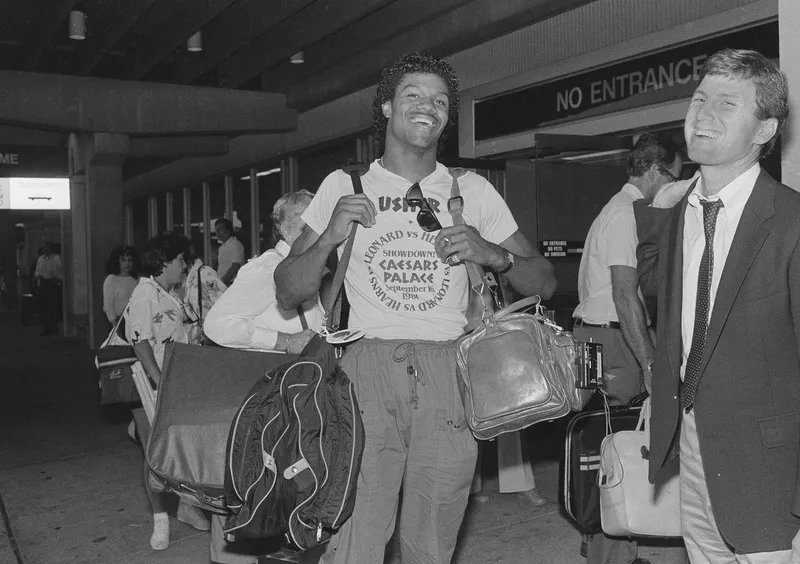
[[323, 160, 369, 331]]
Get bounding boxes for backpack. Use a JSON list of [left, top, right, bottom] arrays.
[[222, 162, 369, 551], [223, 336, 363, 549]]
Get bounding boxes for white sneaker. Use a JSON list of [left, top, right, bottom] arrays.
[[150, 514, 169, 550], [127, 420, 136, 443]]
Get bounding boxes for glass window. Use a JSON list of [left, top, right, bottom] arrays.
[[257, 165, 282, 252], [297, 138, 357, 194], [172, 189, 184, 236], [188, 183, 203, 261], [232, 170, 253, 260], [208, 178, 226, 269], [156, 193, 167, 235], [131, 197, 149, 253]]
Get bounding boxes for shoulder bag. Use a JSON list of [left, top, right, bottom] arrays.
[[95, 314, 140, 406]]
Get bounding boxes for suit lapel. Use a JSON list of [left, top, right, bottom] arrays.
[[665, 186, 693, 381], [698, 171, 775, 377]]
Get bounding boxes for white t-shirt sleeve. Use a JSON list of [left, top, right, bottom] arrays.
[[302, 171, 350, 236], [232, 239, 245, 264], [476, 178, 519, 245], [103, 275, 116, 323], [603, 205, 638, 268]]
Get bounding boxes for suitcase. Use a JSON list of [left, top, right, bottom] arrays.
[[563, 393, 646, 533], [146, 342, 297, 513]]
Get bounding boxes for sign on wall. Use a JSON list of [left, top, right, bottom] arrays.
[[474, 21, 778, 142], [0, 178, 70, 210]]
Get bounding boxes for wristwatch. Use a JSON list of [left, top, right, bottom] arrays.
[[497, 250, 515, 275]]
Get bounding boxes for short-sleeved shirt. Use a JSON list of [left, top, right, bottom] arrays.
[[302, 160, 517, 340], [217, 237, 245, 279], [573, 183, 644, 324], [123, 277, 191, 370], [103, 274, 139, 321]]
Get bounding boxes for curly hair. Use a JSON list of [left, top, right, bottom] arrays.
[[372, 52, 460, 153], [105, 245, 142, 277], [141, 233, 191, 277]]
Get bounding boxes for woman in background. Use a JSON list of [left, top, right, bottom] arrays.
[[103, 245, 141, 327], [124, 233, 210, 551]]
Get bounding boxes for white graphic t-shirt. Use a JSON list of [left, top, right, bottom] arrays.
[[302, 160, 517, 341]]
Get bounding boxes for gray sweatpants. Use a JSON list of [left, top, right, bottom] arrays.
[[321, 338, 477, 564]]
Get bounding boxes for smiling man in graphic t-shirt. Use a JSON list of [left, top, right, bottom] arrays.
[[275, 52, 556, 564]]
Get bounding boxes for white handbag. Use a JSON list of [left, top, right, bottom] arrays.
[[598, 398, 681, 537]]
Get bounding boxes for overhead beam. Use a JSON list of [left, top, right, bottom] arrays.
[[259, 0, 474, 90], [129, 136, 229, 158], [132, 0, 236, 79], [18, 0, 80, 70], [217, 0, 395, 88], [287, 0, 595, 111], [0, 125, 67, 147], [172, 0, 317, 85], [72, 0, 159, 75], [0, 71, 297, 135]]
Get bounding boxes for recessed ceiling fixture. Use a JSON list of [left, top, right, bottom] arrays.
[[290, 51, 304, 64], [187, 31, 202, 52], [69, 10, 86, 40]]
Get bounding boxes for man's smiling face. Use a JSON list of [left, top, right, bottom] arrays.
[[383, 72, 450, 153], [684, 74, 776, 169]]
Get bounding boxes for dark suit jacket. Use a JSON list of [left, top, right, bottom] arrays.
[[635, 170, 800, 553]]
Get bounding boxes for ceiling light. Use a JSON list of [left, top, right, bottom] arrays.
[[187, 32, 202, 52], [69, 10, 86, 40], [290, 51, 304, 64], [240, 168, 280, 180]]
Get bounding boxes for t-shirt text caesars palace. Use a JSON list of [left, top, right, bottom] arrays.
[[302, 161, 517, 341]]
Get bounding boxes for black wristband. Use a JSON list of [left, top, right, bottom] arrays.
[[497, 250, 514, 275]]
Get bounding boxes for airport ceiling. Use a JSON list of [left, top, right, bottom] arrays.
[[0, 0, 594, 113]]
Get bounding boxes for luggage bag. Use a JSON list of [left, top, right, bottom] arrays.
[[146, 342, 296, 513], [563, 394, 646, 533]]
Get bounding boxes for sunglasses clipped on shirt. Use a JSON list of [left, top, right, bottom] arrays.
[[405, 183, 442, 232]]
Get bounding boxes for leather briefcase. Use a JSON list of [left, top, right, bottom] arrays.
[[146, 342, 296, 512], [456, 296, 573, 440]]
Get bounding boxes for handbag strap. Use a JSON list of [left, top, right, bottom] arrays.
[[101, 311, 127, 348], [196, 266, 202, 320], [493, 295, 542, 320], [323, 161, 369, 332], [297, 306, 308, 330]]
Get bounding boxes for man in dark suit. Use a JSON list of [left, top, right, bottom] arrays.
[[636, 48, 799, 563]]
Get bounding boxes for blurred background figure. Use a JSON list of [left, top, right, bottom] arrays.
[[182, 245, 227, 345], [35, 241, 63, 336], [214, 218, 245, 285], [103, 245, 141, 327]]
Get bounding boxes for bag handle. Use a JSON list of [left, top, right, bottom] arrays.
[[493, 295, 542, 320], [297, 306, 308, 330], [323, 161, 369, 332], [101, 310, 127, 348]]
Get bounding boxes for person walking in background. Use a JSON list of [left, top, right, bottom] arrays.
[[574, 132, 683, 564], [123, 233, 210, 551], [203, 190, 322, 564], [214, 218, 244, 285], [637, 48, 799, 563], [274, 52, 556, 564], [35, 241, 63, 336], [102, 245, 141, 327]]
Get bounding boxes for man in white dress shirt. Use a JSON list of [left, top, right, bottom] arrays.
[[204, 191, 322, 564], [214, 218, 245, 285]]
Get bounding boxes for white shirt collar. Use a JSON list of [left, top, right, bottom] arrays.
[[688, 163, 760, 214], [274, 239, 291, 257], [621, 183, 645, 200]]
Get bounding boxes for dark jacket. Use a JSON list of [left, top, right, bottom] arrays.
[[635, 170, 800, 553]]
